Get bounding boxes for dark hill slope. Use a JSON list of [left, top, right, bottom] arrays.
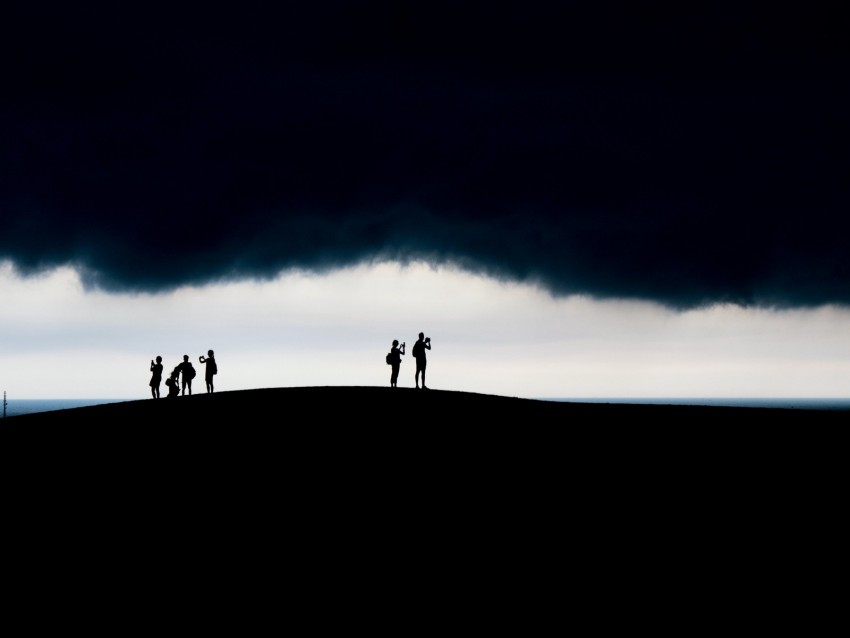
[[5, 385, 846, 427], [3, 386, 843, 471], [2, 386, 844, 580]]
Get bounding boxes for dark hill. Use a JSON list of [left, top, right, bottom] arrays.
[[3, 386, 844, 471], [2, 386, 844, 582], [5, 385, 847, 429]]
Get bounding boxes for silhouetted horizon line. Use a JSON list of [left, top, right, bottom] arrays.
[[4, 388, 849, 417]]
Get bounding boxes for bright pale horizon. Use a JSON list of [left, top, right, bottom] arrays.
[[2, 259, 849, 401]]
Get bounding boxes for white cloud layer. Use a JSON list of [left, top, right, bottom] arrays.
[[2, 260, 850, 399]]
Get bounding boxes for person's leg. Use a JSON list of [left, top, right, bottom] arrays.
[[422, 362, 428, 389]]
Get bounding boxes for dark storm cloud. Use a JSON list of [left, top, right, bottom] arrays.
[[2, 2, 849, 308]]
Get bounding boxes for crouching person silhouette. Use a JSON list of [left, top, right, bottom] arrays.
[[165, 369, 181, 398]]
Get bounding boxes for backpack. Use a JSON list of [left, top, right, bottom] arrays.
[[386, 352, 392, 365], [210, 359, 217, 375], [187, 364, 196, 379], [412, 341, 422, 358]]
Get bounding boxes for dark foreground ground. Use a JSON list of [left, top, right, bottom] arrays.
[[5, 385, 844, 509], [4, 385, 845, 462], [2, 386, 845, 606], [5, 384, 848, 429]]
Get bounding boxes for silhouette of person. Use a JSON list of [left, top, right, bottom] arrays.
[[412, 332, 431, 389], [199, 349, 217, 394], [389, 339, 405, 388], [175, 354, 195, 396], [149, 355, 163, 399], [165, 369, 181, 398]]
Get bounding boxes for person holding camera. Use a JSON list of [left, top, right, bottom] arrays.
[[412, 332, 431, 390], [149, 355, 164, 399], [389, 340, 405, 388], [199, 349, 217, 394]]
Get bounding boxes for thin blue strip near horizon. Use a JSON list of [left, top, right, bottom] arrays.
[[541, 397, 850, 410], [2, 399, 131, 418], [4, 396, 850, 417]]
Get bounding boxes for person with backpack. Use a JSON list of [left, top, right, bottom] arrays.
[[175, 354, 196, 396], [199, 349, 217, 394], [412, 332, 431, 390], [387, 340, 405, 388]]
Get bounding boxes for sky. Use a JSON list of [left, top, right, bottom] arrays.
[[2, 2, 849, 399]]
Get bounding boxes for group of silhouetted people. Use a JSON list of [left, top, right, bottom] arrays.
[[388, 332, 431, 389], [148, 333, 432, 399], [149, 350, 217, 399]]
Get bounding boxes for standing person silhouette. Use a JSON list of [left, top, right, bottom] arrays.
[[199, 349, 217, 394], [389, 339, 405, 388], [149, 356, 163, 399], [412, 332, 431, 389], [175, 354, 195, 396]]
